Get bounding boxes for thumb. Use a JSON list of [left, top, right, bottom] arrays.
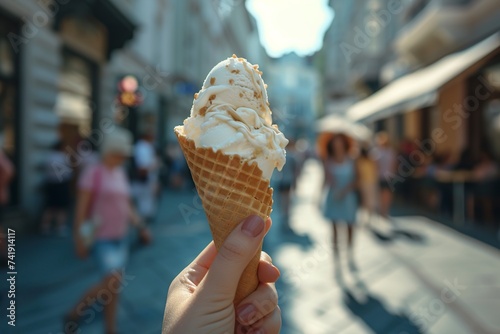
[[198, 215, 266, 302]]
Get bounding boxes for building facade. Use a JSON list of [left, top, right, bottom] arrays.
[[346, 0, 500, 162], [0, 0, 265, 229], [319, 0, 406, 115], [0, 0, 137, 229], [266, 54, 319, 141]]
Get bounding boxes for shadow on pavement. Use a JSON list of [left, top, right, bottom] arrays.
[[391, 205, 500, 250], [335, 260, 423, 334], [369, 226, 426, 245], [262, 221, 314, 332], [280, 228, 314, 249]]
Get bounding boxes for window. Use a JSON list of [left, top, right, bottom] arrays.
[[56, 50, 97, 137]]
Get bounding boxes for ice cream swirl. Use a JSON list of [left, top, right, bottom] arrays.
[[181, 55, 288, 179]]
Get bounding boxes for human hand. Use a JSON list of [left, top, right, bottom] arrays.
[[139, 227, 152, 245], [163, 216, 281, 334]]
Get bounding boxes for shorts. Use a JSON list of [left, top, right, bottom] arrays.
[[92, 239, 128, 277]]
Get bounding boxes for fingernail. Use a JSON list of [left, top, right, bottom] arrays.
[[237, 303, 257, 323], [272, 264, 281, 276], [242, 216, 264, 237], [264, 260, 281, 276]]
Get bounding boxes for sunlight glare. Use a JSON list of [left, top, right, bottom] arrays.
[[247, 0, 334, 58]]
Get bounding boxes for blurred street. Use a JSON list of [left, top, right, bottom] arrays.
[[2, 1, 500, 333], [5, 159, 500, 334]]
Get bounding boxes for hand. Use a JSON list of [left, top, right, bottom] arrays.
[[139, 227, 152, 245], [163, 216, 281, 334]]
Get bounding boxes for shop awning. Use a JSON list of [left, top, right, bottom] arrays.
[[316, 115, 372, 141], [346, 32, 500, 123]]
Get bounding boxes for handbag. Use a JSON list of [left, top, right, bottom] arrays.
[[79, 165, 103, 247]]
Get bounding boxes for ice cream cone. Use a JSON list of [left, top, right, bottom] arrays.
[[175, 127, 273, 304]]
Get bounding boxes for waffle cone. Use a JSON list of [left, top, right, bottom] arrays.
[[175, 126, 273, 304]]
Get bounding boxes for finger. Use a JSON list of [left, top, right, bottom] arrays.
[[257, 259, 280, 284], [236, 306, 282, 334], [264, 218, 272, 235], [178, 241, 217, 288], [191, 241, 217, 271], [236, 283, 278, 326], [260, 251, 272, 263], [198, 215, 266, 301], [258, 251, 280, 283]]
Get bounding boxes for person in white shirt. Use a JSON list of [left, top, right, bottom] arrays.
[[132, 133, 159, 222]]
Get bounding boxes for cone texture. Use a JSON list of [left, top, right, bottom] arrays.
[[175, 127, 273, 304]]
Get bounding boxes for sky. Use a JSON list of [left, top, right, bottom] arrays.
[[246, 0, 334, 58]]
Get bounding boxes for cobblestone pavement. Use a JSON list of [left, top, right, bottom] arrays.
[[3, 160, 500, 334]]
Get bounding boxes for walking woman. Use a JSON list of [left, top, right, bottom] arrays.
[[357, 146, 378, 226], [374, 132, 396, 218], [64, 128, 150, 334], [323, 134, 359, 256]]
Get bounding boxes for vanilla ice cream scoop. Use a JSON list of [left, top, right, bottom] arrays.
[[179, 55, 288, 179]]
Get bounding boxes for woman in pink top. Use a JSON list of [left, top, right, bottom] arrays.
[[64, 128, 150, 334]]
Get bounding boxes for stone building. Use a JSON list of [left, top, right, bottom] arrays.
[[0, 0, 265, 229]]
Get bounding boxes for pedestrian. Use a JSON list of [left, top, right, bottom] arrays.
[[0, 136, 14, 263], [79, 137, 100, 171], [398, 138, 417, 201], [132, 132, 159, 222], [322, 134, 358, 257], [276, 138, 299, 232], [163, 215, 281, 334], [64, 127, 151, 334], [167, 142, 189, 189], [40, 140, 73, 236], [373, 132, 396, 219], [357, 146, 377, 226], [468, 151, 498, 223]]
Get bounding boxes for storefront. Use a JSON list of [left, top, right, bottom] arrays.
[[346, 33, 500, 225], [55, 31, 102, 153], [0, 0, 136, 229], [347, 32, 500, 160], [54, 0, 136, 153]]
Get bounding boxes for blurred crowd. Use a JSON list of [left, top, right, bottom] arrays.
[[1, 125, 498, 250], [1, 122, 499, 332], [317, 130, 500, 255], [34, 132, 191, 238], [397, 138, 500, 225], [0, 125, 195, 333]]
